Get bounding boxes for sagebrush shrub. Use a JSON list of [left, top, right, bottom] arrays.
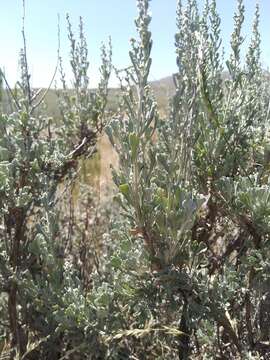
[[0, 14, 111, 359], [1, 0, 270, 359], [108, 0, 270, 358]]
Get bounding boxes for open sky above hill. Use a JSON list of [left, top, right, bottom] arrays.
[[0, 0, 269, 88]]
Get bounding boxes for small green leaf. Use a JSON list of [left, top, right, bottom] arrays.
[[111, 256, 122, 269], [119, 183, 130, 196], [129, 132, 139, 161]]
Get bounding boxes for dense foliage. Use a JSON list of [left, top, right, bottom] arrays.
[[1, 0, 270, 359]]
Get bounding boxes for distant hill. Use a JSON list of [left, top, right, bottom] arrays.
[[0, 75, 176, 116], [151, 75, 175, 92], [42, 76, 176, 117], [150, 76, 175, 111], [2, 71, 270, 117]]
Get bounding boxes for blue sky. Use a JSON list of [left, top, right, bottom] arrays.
[[0, 0, 269, 88]]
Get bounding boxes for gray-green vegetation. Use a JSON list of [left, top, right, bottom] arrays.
[[1, 0, 270, 359]]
